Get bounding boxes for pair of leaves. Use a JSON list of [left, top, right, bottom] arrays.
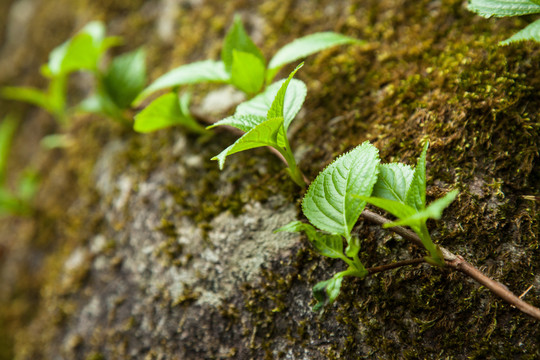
[[209, 64, 306, 186], [468, 0, 540, 44]]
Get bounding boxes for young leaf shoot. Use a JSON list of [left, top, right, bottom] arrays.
[[356, 142, 458, 266], [209, 63, 307, 186]]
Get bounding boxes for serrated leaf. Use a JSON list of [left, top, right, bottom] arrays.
[[500, 18, 540, 44], [405, 142, 428, 211], [275, 221, 345, 259], [267, 63, 303, 128], [208, 114, 267, 132], [372, 163, 414, 203], [134, 92, 206, 134], [312, 275, 344, 311], [267, 32, 362, 82], [135, 60, 229, 104], [302, 142, 380, 240], [229, 50, 265, 94], [221, 15, 265, 72], [234, 78, 307, 130], [211, 116, 286, 169], [468, 0, 540, 18], [385, 190, 459, 227], [104, 48, 147, 108]]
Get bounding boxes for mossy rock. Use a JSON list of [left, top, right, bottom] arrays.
[[0, 0, 538, 359]]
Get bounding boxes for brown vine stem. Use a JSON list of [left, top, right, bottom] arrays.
[[361, 209, 540, 321], [193, 109, 540, 321]]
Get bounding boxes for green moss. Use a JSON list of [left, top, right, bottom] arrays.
[[1, 0, 539, 358]]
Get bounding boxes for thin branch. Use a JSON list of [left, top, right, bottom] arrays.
[[360, 209, 540, 321], [367, 258, 426, 275]]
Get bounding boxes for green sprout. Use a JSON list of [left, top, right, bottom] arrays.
[[1, 21, 122, 126], [133, 15, 361, 133], [278, 142, 457, 310], [208, 63, 307, 187]]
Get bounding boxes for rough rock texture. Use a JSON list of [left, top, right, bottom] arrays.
[[0, 0, 539, 359]]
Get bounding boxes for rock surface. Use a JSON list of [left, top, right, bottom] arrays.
[[0, 0, 538, 359]]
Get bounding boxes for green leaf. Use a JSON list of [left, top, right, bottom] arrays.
[[267, 63, 303, 128], [355, 195, 418, 228], [134, 60, 229, 104], [385, 190, 459, 228], [0, 87, 50, 111], [267, 32, 362, 82], [229, 50, 266, 94], [500, 18, 540, 44], [234, 78, 307, 130], [208, 114, 267, 132], [302, 141, 380, 240], [372, 163, 414, 203], [211, 116, 286, 169], [312, 274, 344, 311], [134, 92, 206, 134], [221, 15, 265, 72], [468, 0, 540, 17], [405, 142, 428, 211], [345, 235, 361, 259], [275, 221, 345, 259], [103, 47, 147, 109], [0, 115, 18, 184], [46, 21, 120, 76]]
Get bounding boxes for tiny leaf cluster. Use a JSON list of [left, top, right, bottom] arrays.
[[279, 142, 457, 310], [0, 21, 145, 126]]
